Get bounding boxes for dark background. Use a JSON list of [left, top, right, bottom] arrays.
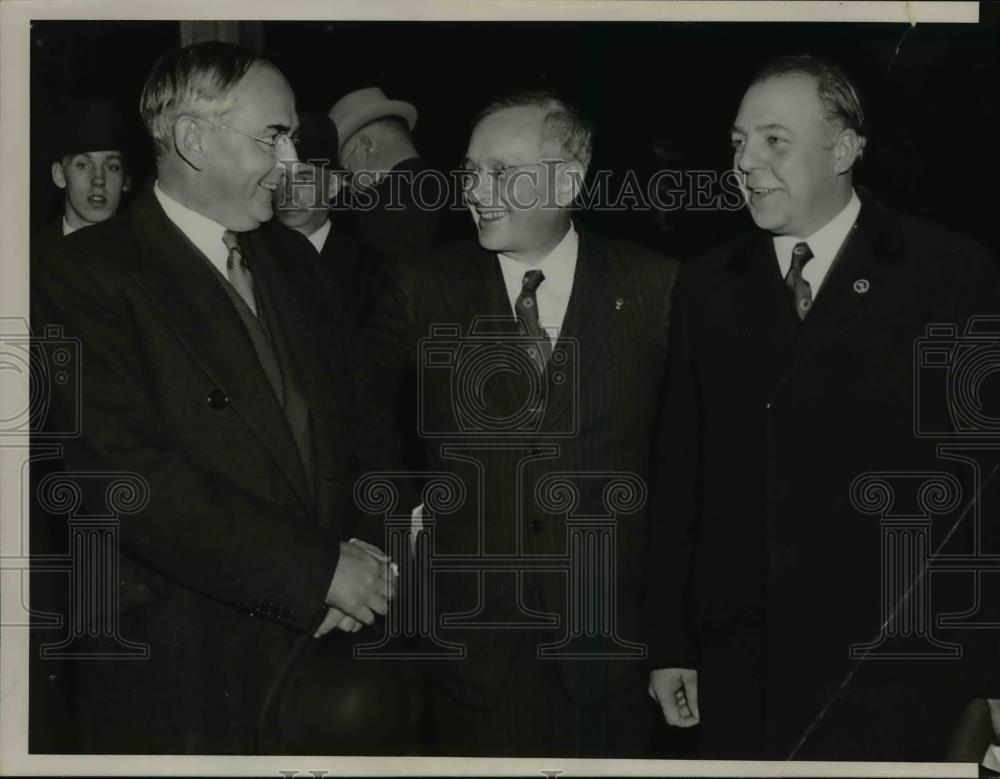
[[30, 16, 1000, 258]]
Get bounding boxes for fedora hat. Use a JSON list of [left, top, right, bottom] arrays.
[[328, 87, 417, 152]]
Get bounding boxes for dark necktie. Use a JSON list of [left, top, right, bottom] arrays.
[[514, 269, 553, 373], [785, 241, 815, 320], [223, 230, 258, 317]]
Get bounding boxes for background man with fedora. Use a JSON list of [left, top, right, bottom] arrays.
[[329, 86, 443, 266], [31, 41, 408, 754], [646, 54, 1000, 761]]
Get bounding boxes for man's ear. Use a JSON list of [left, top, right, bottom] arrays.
[[832, 128, 863, 175], [51, 161, 67, 190], [324, 168, 345, 201], [555, 161, 586, 208], [174, 116, 207, 171]]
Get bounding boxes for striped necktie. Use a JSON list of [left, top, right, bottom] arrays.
[[223, 230, 257, 317]]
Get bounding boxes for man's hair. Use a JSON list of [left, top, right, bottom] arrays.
[[139, 41, 271, 157], [475, 89, 593, 172], [751, 54, 867, 155]]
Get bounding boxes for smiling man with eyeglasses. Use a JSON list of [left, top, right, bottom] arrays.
[[365, 89, 681, 757], [30, 41, 411, 755]]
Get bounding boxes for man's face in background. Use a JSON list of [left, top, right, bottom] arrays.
[[52, 150, 130, 229], [273, 160, 340, 234]]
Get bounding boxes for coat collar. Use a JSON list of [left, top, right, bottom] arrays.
[[439, 225, 625, 435], [725, 188, 906, 378]]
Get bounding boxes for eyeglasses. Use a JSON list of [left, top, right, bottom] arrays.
[[191, 115, 300, 157], [459, 162, 550, 191]]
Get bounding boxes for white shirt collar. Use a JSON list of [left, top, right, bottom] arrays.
[[496, 225, 578, 342], [774, 189, 861, 297], [305, 218, 332, 254], [153, 181, 231, 276], [61, 217, 79, 236]]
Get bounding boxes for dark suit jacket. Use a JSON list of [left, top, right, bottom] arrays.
[[647, 192, 1000, 760], [258, 217, 394, 336], [366, 228, 679, 709], [30, 185, 394, 753], [344, 156, 443, 267], [32, 216, 67, 255]]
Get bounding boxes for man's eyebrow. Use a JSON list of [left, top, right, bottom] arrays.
[[730, 123, 793, 135]]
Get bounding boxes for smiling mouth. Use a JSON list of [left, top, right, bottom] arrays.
[[258, 180, 279, 194], [748, 187, 780, 198], [87, 194, 108, 206], [476, 208, 507, 223]]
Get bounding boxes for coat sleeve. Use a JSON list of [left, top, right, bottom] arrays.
[[644, 263, 703, 671], [30, 243, 340, 634], [350, 258, 422, 545]]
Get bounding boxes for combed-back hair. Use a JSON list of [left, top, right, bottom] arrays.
[[475, 89, 593, 172], [752, 54, 867, 155], [140, 41, 271, 157]]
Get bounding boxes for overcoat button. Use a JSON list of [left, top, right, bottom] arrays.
[[208, 389, 229, 410]]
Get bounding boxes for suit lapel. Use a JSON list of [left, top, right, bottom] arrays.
[[127, 188, 312, 509], [243, 230, 345, 487], [782, 196, 904, 376], [729, 233, 801, 356], [441, 244, 532, 427], [542, 229, 613, 433]]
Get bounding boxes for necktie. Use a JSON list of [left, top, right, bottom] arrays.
[[785, 241, 814, 320], [514, 269, 552, 374], [223, 230, 257, 317]]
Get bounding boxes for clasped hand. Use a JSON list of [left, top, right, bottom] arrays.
[[314, 539, 397, 637]]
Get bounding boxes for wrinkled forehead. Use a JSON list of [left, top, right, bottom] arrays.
[[466, 106, 547, 163], [221, 64, 298, 130]]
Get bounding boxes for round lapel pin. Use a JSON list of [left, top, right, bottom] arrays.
[[853, 278, 870, 295]]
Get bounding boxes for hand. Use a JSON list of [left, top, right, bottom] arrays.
[[649, 667, 700, 728], [988, 698, 1000, 744], [349, 538, 396, 567], [324, 540, 395, 625], [313, 607, 362, 638]]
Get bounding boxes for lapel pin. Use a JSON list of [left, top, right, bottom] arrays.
[[853, 278, 870, 295], [615, 297, 624, 311]]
